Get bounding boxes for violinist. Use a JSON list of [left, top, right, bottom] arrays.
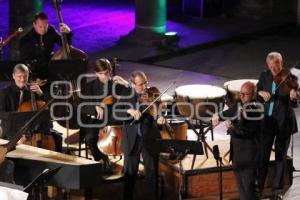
[[116, 70, 165, 200], [257, 52, 298, 199], [80, 58, 128, 164], [0, 64, 45, 142], [19, 12, 72, 79]]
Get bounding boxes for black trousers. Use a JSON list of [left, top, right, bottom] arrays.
[[232, 137, 259, 200], [123, 136, 158, 200], [82, 127, 107, 161], [258, 125, 291, 193]]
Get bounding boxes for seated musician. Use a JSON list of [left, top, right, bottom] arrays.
[[212, 82, 263, 200], [0, 64, 57, 148], [115, 70, 166, 200], [19, 12, 72, 80], [80, 58, 128, 163]]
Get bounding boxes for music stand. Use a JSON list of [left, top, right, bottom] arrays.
[[1, 110, 50, 140], [47, 59, 88, 154], [155, 139, 204, 200], [24, 166, 61, 200]]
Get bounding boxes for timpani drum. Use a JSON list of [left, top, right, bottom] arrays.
[[224, 79, 258, 107], [175, 85, 226, 119], [160, 119, 188, 140], [160, 93, 174, 116]]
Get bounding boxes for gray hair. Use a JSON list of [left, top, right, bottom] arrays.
[[266, 52, 283, 63], [130, 70, 147, 84], [13, 64, 29, 74]]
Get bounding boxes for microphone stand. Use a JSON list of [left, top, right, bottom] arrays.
[[213, 145, 223, 200]]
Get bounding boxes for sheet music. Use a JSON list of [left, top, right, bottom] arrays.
[[0, 186, 28, 200]]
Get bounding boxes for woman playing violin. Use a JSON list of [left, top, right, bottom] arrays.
[[115, 70, 165, 200], [80, 58, 128, 164], [257, 52, 298, 199]]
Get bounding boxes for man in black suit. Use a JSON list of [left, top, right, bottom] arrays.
[[115, 71, 165, 200], [80, 58, 128, 163], [0, 64, 44, 142], [257, 52, 298, 200], [19, 12, 72, 79], [212, 82, 263, 200]]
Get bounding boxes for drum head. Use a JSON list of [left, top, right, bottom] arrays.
[[224, 79, 258, 107], [224, 79, 258, 92], [175, 85, 226, 119], [175, 85, 226, 99]]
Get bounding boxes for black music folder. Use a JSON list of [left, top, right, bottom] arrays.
[[1, 110, 50, 140]]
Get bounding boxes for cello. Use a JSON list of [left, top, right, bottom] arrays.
[[17, 80, 56, 151]]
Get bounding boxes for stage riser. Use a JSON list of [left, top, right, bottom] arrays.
[[159, 158, 293, 199]]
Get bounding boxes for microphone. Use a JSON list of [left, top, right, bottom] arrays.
[[213, 145, 220, 161]]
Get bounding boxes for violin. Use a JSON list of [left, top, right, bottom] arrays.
[[138, 86, 174, 134], [274, 68, 299, 95]]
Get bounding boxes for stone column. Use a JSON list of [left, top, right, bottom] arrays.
[[121, 0, 167, 46], [9, 0, 43, 60]]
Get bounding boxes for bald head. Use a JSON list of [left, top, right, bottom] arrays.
[[240, 81, 256, 103]]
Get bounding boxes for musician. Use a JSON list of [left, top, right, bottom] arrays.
[[0, 64, 44, 141], [116, 71, 165, 200], [212, 82, 262, 200], [257, 52, 298, 199], [19, 12, 72, 79], [80, 58, 128, 163]]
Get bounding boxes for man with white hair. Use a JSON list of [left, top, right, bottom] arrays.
[[257, 52, 298, 200]]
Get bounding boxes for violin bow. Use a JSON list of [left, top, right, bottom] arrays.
[[130, 81, 176, 125]]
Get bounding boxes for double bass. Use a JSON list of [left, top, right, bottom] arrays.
[[51, 0, 88, 60], [51, 0, 88, 130]]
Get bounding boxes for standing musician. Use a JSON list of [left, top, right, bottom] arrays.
[[80, 58, 129, 164], [212, 82, 262, 200], [257, 52, 298, 199], [19, 12, 72, 79], [116, 71, 166, 200]]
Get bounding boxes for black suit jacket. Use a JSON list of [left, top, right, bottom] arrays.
[[257, 70, 298, 136], [0, 83, 31, 120], [116, 88, 161, 156], [80, 78, 126, 126], [0, 83, 48, 139], [0, 83, 31, 139], [19, 25, 72, 79]]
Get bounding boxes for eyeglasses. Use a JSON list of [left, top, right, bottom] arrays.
[[239, 92, 252, 97]]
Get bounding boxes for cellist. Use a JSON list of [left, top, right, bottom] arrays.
[[0, 64, 46, 143], [80, 58, 129, 165]]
